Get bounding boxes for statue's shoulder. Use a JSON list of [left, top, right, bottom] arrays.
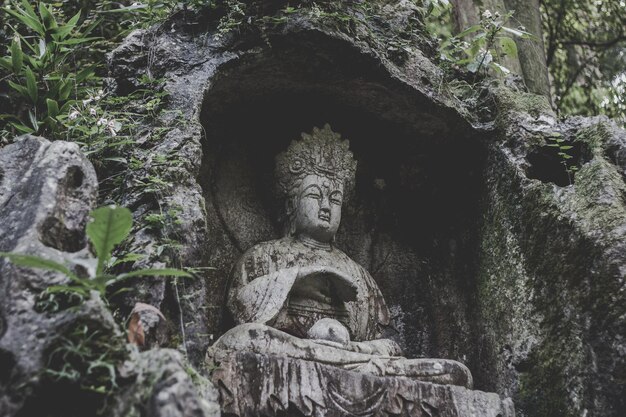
[[234, 237, 292, 280], [330, 246, 371, 275], [240, 237, 292, 259]]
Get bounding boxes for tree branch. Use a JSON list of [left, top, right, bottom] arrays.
[[546, 0, 568, 66], [561, 36, 626, 48]]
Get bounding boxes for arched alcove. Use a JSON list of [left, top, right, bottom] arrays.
[[198, 36, 487, 366]]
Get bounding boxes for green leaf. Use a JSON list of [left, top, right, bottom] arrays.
[[103, 157, 128, 164], [8, 80, 29, 97], [56, 37, 100, 46], [111, 253, 144, 266], [17, 35, 38, 55], [81, 16, 102, 37], [0, 57, 12, 71], [101, 4, 149, 13], [0, 252, 77, 280], [457, 24, 482, 38], [9, 121, 35, 134], [75, 66, 96, 83], [58, 79, 73, 101], [46, 285, 90, 297], [10, 36, 23, 74], [24, 67, 38, 103], [497, 37, 518, 59], [501, 26, 535, 39], [26, 55, 42, 71], [28, 110, 39, 132], [46, 98, 59, 118], [20, 0, 38, 19], [491, 62, 511, 75], [86, 206, 133, 275], [116, 268, 192, 279], [38, 2, 57, 30], [5, 8, 45, 36], [59, 100, 76, 113], [51, 10, 80, 40], [109, 268, 192, 287]]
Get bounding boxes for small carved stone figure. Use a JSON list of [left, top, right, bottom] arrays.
[[207, 125, 472, 388]]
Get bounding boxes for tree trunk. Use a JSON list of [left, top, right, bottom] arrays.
[[451, 0, 523, 78], [451, 0, 552, 103], [450, 0, 481, 34], [503, 0, 552, 102]]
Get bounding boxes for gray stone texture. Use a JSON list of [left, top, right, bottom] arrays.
[[26, 1, 621, 416], [0, 136, 103, 415], [0, 137, 219, 417], [112, 349, 220, 417], [214, 351, 514, 417]]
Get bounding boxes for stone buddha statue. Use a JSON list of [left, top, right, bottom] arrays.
[[206, 125, 472, 388]]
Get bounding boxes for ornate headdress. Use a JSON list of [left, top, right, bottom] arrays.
[[275, 124, 357, 201]]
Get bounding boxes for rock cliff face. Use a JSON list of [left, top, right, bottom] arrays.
[[1, 2, 624, 417], [0, 138, 219, 417]]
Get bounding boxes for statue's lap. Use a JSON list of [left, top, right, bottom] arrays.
[[207, 323, 473, 388], [212, 348, 513, 417]]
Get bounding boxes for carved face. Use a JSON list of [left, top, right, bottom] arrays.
[[292, 174, 344, 243]]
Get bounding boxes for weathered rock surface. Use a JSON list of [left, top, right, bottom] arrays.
[[0, 136, 219, 417], [476, 98, 626, 416], [97, 2, 625, 417], [214, 352, 514, 417], [111, 349, 220, 417], [0, 135, 105, 416]]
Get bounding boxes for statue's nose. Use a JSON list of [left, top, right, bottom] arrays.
[[319, 195, 330, 211]]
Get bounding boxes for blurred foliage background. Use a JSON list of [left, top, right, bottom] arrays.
[[0, 0, 623, 147]]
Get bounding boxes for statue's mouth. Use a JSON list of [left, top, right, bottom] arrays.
[[318, 212, 330, 222]]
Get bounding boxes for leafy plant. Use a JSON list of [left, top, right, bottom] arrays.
[[0, 205, 190, 304], [0, 1, 99, 137], [439, 8, 534, 77], [215, 0, 247, 38], [545, 132, 579, 182], [44, 323, 125, 395]]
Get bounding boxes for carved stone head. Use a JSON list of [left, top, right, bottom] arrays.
[[275, 125, 357, 242]]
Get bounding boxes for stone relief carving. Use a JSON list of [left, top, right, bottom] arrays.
[[206, 126, 481, 403], [214, 352, 514, 417]]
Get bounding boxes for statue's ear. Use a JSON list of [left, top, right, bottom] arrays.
[[285, 196, 295, 216], [284, 197, 297, 236]]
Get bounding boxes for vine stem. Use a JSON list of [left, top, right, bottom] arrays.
[[474, 26, 500, 81], [173, 276, 188, 357]]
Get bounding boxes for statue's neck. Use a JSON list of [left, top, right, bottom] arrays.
[[295, 235, 332, 251]]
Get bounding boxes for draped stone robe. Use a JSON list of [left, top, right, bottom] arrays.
[[227, 236, 390, 342]]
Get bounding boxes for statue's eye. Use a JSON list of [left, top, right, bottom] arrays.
[[306, 191, 321, 199], [330, 192, 343, 205]]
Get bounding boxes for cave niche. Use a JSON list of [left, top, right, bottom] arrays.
[[198, 41, 488, 383]]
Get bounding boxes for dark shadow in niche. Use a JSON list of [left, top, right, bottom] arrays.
[[197, 38, 491, 388], [526, 142, 590, 186], [65, 165, 84, 188], [201, 91, 486, 354], [605, 143, 626, 184], [0, 348, 14, 386], [39, 166, 86, 253]]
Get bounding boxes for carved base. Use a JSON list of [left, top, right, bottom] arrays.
[[212, 352, 515, 417]]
